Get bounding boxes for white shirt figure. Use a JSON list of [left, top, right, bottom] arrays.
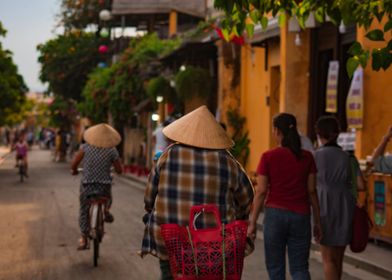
[[300, 134, 315, 154], [153, 123, 168, 155]]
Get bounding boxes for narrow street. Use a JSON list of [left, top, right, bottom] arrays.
[[0, 148, 384, 280]]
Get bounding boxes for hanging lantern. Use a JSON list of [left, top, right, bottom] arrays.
[[100, 28, 109, 38], [99, 10, 111, 21], [98, 62, 107, 68], [99, 45, 109, 54]]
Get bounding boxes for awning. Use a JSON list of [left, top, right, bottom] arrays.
[[112, 0, 206, 18], [248, 17, 280, 45]]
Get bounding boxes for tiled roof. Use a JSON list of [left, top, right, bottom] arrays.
[[112, 0, 206, 18]]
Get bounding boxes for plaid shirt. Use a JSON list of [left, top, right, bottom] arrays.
[[141, 143, 254, 260]]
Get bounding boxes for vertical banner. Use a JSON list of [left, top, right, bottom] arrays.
[[346, 68, 364, 129], [325, 61, 339, 113]]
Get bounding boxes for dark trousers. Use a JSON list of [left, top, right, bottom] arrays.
[[159, 259, 174, 280], [264, 207, 311, 280]]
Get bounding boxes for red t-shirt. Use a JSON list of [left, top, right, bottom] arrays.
[[256, 147, 317, 215]]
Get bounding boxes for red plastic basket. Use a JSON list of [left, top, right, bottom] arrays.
[[161, 205, 248, 280]]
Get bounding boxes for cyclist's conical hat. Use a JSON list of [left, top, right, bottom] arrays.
[[163, 105, 233, 149], [83, 123, 121, 148]]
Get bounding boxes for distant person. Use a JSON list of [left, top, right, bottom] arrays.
[[300, 134, 315, 154], [27, 130, 34, 148], [314, 116, 356, 280], [248, 113, 322, 280], [71, 123, 123, 250], [369, 125, 392, 173], [14, 135, 29, 177]]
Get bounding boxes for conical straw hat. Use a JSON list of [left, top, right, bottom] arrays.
[[83, 123, 121, 148], [163, 105, 233, 149]]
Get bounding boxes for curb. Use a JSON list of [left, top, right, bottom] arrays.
[[122, 173, 392, 279]]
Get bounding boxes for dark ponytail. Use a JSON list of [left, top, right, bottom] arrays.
[[273, 113, 302, 159]]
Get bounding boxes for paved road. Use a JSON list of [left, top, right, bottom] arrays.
[[0, 148, 384, 280]]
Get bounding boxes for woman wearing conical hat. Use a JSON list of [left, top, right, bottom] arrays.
[[71, 123, 123, 250], [140, 106, 254, 279]]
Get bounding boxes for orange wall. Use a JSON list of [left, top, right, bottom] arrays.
[[280, 27, 311, 134], [240, 40, 280, 172], [356, 20, 392, 158]]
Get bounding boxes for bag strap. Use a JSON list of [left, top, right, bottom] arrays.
[[186, 226, 199, 277], [222, 223, 226, 280]]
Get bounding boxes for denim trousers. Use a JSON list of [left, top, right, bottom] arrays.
[[263, 207, 311, 280], [159, 259, 174, 280]]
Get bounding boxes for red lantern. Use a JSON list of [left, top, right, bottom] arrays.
[[99, 45, 109, 54]]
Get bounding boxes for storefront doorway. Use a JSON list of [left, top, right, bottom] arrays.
[[308, 23, 356, 140]]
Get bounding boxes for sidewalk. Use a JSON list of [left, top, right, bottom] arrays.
[[123, 173, 392, 279], [0, 146, 11, 164]]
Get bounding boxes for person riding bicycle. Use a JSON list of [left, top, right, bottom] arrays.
[[14, 134, 29, 177], [71, 123, 123, 250]]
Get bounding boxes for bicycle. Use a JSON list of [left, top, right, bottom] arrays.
[[87, 194, 109, 267], [17, 158, 27, 182]]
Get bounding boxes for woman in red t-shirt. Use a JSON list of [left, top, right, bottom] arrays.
[[248, 113, 322, 280]]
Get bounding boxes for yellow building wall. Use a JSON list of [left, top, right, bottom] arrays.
[[240, 40, 280, 172], [356, 21, 392, 158], [280, 27, 311, 134]]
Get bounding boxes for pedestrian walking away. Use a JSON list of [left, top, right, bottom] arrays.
[[71, 123, 123, 250], [315, 116, 356, 280], [140, 105, 254, 280], [248, 113, 322, 280]]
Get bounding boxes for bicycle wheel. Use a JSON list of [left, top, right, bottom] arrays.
[[93, 206, 102, 267], [19, 164, 24, 182], [93, 238, 99, 267]]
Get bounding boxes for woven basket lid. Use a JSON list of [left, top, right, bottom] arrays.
[[163, 105, 233, 149], [83, 123, 121, 148]]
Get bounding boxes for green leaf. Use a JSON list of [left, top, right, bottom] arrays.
[[314, 8, 324, 23], [278, 13, 286, 27], [347, 57, 360, 78], [221, 28, 230, 41], [372, 49, 383, 71], [261, 16, 269, 29], [388, 40, 392, 50], [246, 24, 255, 38], [365, 29, 385, 41], [384, 19, 392, 32], [250, 10, 259, 24], [358, 51, 370, 68], [348, 42, 362, 56]]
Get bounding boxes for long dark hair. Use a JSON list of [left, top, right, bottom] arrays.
[[273, 113, 302, 159]]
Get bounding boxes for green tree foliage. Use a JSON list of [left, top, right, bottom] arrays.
[[214, 0, 392, 77], [47, 96, 78, 128], [80, 33, 181, 126], [59, 0, 109, 30], [146, 76, 176, 104], [37, 31, 101, 101], [79, 67, 111, 124], [175, 66, 212, 101], [0, 21, 28, 126]]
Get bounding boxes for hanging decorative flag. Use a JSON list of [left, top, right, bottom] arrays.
[[325, 60, 339, 113], [346, 67, 364, 129], [215, 28, 245, 45]]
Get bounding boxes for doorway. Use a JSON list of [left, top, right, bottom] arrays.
[[308, 23, 356, 140]]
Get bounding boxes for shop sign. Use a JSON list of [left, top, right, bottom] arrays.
[[337, 131, 356, 151], [325, 61, 339, 113], [346, 68, 364, 129]]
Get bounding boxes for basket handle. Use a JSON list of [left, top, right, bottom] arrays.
[[189, 204, 222, 231]]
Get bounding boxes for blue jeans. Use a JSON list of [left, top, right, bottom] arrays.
[[263, 207, 311, 280]]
